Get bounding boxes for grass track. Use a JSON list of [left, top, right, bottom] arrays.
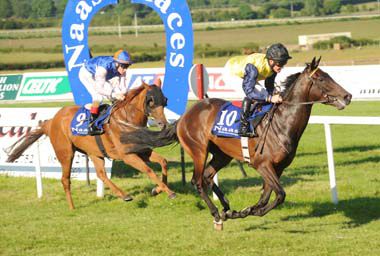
[[1, 102, 380, 255]]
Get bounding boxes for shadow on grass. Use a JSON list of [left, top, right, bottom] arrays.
[[282, 197, 380, 227], [111, 159, 318, 200], [297, 144, 380, 158]]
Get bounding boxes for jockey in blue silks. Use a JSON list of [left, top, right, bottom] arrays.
[[79, 49, 133, 135], [224, 43, 292, 137]]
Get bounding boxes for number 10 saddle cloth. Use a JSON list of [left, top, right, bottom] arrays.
[[212, 101, 272, 138]]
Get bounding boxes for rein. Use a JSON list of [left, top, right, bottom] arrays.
[[281, 67, 330, 106]]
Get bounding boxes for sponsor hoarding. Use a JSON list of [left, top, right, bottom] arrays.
[[0, 75, 22, 101]]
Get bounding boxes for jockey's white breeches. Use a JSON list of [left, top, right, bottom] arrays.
[[79, 66, 112, 103]]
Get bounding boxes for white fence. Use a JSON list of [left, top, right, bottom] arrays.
[[309, 116, 380, 204]]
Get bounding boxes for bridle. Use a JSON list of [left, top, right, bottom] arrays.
[[282, 67, 331, 106]]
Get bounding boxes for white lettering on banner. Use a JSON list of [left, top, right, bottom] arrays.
[[70, 23, 85, 41], [140, 0, 186, 68], [144, 0, 170, 14], [168, 13, 182, 30], [0, 77, 6, 83], [170, 33, 185, 50], [169, 52, 185, 68], [76, 1, 93, 20], [22, 78, 62, 94], [65, 44, 85, 71], [0, 84, 19, 91], [92, 0, 103, 7]]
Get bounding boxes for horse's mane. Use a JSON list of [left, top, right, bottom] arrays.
[[114, 84, 147, 110], [280, 72, 301, 97]]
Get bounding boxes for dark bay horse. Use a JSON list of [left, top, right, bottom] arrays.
[[6, 82, 176, 209], [122, 57, 352, 229]]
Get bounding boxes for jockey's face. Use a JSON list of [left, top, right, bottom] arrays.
[[269, 59, 285, 73], [117, 63, 130, 75]]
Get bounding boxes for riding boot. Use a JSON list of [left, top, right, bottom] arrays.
[[238, 98, 257, 137], [88, 113, 103, 136]]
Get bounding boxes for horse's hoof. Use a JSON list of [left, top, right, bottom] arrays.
[[168, 193, 176, 199], [151, 187, 159, 196], [123, 195, 133, 202], [213, 219, 223, 231]]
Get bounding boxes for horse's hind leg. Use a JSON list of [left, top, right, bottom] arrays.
[[51, 140, 75, 209], [89, 155, 133, 201], [203, 144, 233, 214], [59, 152, 75, 210]]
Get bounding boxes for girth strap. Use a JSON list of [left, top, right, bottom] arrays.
[[240, 137, 251, 163], [95, 135, 109, 159]]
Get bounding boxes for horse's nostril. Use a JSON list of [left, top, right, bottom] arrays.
[[344, 94, 352, 104]]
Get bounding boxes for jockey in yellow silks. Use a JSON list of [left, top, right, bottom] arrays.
[[224, 43, 292, 137]]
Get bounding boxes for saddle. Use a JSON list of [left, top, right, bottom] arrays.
[[212, 101, 272, 138], [70, 104, 113, 136]]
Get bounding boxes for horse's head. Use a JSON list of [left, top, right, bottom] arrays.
[[144, 80, 169, 129], [304, 57, 352, 110]]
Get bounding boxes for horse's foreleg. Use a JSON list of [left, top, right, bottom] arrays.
[[147, 151, 168, 185], [89, 155, 133, 201], [121, 153, 176, 199]]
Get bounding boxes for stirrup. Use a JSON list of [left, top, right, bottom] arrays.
[[88, 125, 103, 136], [238, 128, 257, 138]]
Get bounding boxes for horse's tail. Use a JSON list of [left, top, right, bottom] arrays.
[[121, 122, 178, 153], [5, 120, 51, 162]]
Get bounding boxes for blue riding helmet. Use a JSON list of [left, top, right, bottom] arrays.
[[113, 49, 133, 65]]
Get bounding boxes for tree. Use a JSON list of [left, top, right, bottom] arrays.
[[31, 0, 56, 18], [0, 0, 13, 18], [270, 8, 291, 18], [11, 0, 31, 18], [302, 0, 323, 16], [323, 0, 341, 15], [238, 3, 257, 20], [55, 0, 68, 17]]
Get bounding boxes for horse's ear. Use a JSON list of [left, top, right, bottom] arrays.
[[153, 77, 162, 88], [316, 56, 322, 67], [310, 57, 317, 70], [142, 81, 150, 89]]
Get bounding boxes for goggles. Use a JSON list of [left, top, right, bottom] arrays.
[[119, 63, 131, 69]]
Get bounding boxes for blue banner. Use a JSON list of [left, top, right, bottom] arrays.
[[62, 0, 193, 116], [131, 0, 194, 115], [62, 0, 118, 106]]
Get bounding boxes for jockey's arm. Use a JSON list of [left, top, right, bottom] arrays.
[[242, 63, 268, 101], [94, 66, 113, 97], [264, 73, 276, 95], [117, 73, 128, 94]]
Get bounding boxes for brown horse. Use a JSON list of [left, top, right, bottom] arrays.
[[121, 57, 352, 229], [6, 82, 176, 209]]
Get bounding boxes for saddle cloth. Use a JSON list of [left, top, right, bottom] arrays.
[[211, 102, 272, 138], [71, 104, 112, 136]]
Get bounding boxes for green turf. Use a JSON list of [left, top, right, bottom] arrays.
[[1, 101, 380, 255]]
